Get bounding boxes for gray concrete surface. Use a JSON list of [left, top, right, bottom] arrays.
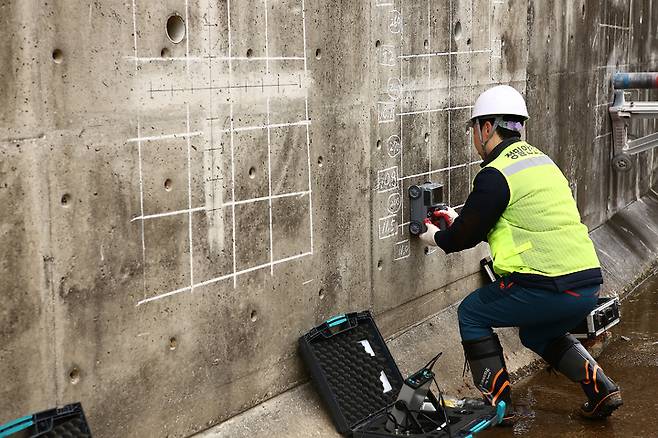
[[201, 189, 658, 438], [1, 0, 657, 437]]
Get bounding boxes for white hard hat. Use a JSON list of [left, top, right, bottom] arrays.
[[471, 85, 529, 121]]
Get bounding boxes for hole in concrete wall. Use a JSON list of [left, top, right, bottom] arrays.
[[246, 48, 254, 58], [581, 3, 586, 18], [161, 47, 170, 58], [52, 49, 64, 64], [317, 156, 323, 167], [376, 139, 382, 149], [166, 14, 186, 44], [169, 337, 177, 350], [164, 178, 173, 191], [318, 288, 325, 300], [424, 246, 430, 255], [248, 167, 256, 179], [466, 38, 471, 46], [424, 39, 429, 49], [454, 21, 462, 41], [375, 40, 381, 48], [424, 132, 430, 143], [315, 48, 322, 59], [69, 368, 80, 385], [377, 259, 383, 270], [61, 193, 71, 207], [250, 310, 258, 322]]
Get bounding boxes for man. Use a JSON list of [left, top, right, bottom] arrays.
[[419, 85, 623, 423]]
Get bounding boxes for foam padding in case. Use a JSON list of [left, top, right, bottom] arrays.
[[299, 312, 404, 434]]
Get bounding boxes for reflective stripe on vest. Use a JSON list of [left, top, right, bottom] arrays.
[[501, 155, 554, 176], [483, 141, 600, 277]]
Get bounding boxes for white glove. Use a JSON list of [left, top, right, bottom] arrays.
[[419, 222, 440, 247]]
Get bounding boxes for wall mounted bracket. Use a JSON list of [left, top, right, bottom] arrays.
[[609, 72, 658, 172]]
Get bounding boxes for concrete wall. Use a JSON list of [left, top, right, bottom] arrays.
[[0, 0, 656, 437]]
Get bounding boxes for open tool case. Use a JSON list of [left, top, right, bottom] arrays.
[[299, 311, 498, 437], [0, 402, 92, 438]]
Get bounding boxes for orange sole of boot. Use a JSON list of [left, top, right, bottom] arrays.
[[580, 391, 623, 419]]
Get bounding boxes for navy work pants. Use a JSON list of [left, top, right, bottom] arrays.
[[458, 278, 600, 356]]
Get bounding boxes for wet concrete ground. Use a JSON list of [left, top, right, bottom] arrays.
[[483, 272, 658, 438]]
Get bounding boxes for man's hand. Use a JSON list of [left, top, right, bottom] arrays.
[[433, 206, 459, 227], [419, 221, 440, 247]]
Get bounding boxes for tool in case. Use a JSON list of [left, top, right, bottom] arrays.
[[299, 311, 501, 437]]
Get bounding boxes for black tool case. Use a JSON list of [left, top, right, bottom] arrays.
[[0, 402, 92, 437], [299, 311, 498, 437]]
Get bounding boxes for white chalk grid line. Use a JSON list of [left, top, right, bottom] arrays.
[[130, 0, 314, 305]]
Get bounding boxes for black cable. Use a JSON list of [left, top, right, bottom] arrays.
[[423, 351, 443, 371], [433, 376, 453, 438], [386, 412, 400, 432], [416, 410, 442, 429]]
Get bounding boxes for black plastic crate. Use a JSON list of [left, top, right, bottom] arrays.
[[299, 311, 498, 437], [0, 402, 92, 438]]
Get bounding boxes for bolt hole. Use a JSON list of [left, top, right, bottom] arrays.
[[246, 48, 254, 58], [376, 139, 382, 149], [424, 132, 430, 142], [69, 368, 80, 384], [466, 38, 471, 45], [317, 156, 323, 167], [61, 193, 71, 207], [161, 47, 170, 58], [52, 49, 64, 64], [164, 178, 173, 191], [250, 310, 258, 322], [377, 259, 383, 271], [424, 246, 430, 255], [454, 21, 462, 41], [375, 40, 381, 48], [581, 3, 586, 18], [248, 167, 256, 179], [319, 288, 325, 300], [166, 14, 186, 44], [169, 337, 177, 350], [423, 39, 429, 49], [315, 48, 322, 59]]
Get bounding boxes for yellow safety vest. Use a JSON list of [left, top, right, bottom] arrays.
[[483, 141, 600, 277]]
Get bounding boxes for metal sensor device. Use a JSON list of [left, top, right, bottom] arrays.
[[386, 353, 443, 433], [408, 182, 448, 235]]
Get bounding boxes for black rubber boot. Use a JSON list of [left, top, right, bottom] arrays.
[[543, 334, 623, 419], [462, 334, 515, 426]]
